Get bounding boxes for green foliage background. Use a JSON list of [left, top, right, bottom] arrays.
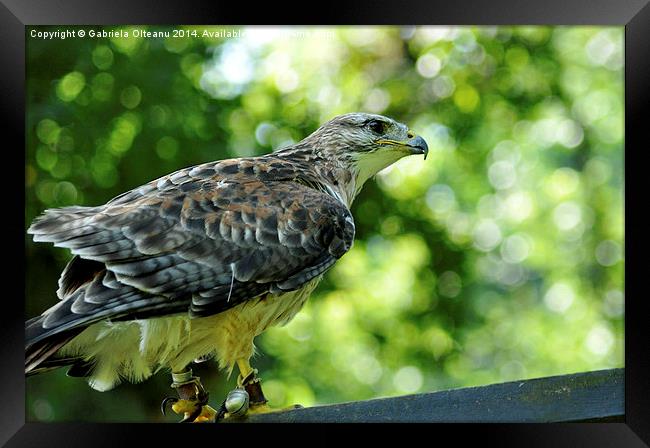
[[26, 26, 624, 422]]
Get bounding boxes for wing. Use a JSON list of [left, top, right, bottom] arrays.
[[26, 158, 355, 348]]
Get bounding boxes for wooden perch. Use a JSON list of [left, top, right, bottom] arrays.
[[225, 368, 623, 423]]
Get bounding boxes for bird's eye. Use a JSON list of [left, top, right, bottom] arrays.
[[367, 120, 385, 135]]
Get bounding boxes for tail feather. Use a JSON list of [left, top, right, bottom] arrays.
[[26, 206, 104, 377], [25, 330, 82, 376], [25, 313, 85, 376]]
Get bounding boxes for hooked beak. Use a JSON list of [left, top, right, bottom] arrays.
[[405, 134, 429, 160], [376, 132, 429, 160]]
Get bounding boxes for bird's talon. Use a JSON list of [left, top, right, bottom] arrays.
[[179, 404, 217, 423], [171, 398, 200, 415], [162, 370, 216, 422], [161, 396, 178, 416], [179, 408, 202, 423]]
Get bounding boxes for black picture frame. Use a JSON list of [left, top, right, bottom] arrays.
[[2, 0, 647, 445]]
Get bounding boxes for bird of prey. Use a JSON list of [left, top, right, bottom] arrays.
[[26, 112, 428, 422]]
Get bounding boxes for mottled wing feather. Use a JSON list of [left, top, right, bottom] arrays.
[[26, 156, 355, 348]]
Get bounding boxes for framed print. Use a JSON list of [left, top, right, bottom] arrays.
[[2, 0, 648, 446]]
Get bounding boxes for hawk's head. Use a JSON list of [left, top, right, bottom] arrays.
[[299, 112, 429, 203]]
